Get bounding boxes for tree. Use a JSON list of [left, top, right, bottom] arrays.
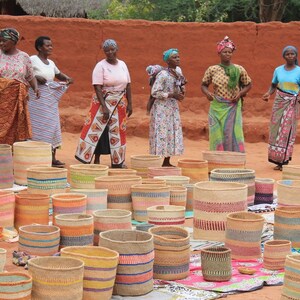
[[259, 0, 288, 22]]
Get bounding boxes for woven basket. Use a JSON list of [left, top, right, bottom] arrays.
[[210, 168, 256, 206], [274, 207, 300, 248], [28, 256, 84, 300], [282, 165, 300, 180], [99, 230, 154, 296], [277, 180, 300, 206], [254, 178, 275, 205], [0, 248, 6, 272], [263, 240, 291, 270], [13, 141, 52, 185], [55, 213, 94, 248], [169, 186, 187, 207], [147, 167, 182, 178], [61, 246, 119, 300], [149, 226, 190, 280], [177, 159, 208, 183], [131, 155, 163, 178], [141, 178, 167, 185], [131, 184, 170, 222], [0, 144, 14, 188], [147, 205, 186, 226], [15, 193, 49, 230], [108, 168, 137, 176], [184, 184, 194, 211], [69, 164, 109, 189], [153, 175, 190, 186], [225, 212, 265, 259], [18, 224, 60, 256], [70, 188, 108, 214], [95, 175, 142, 211], [0, 190, 15, 229], [193, 181, 247, 241], [0, 272, 32, 300], [201, 247, 232, 282], [93, 209, 132, 246]]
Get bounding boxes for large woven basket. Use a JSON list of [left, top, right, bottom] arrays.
[[0, 248, 6, 272], [13, 141, 52, 185], [225, 212, 265, 259], [28, 256, 84, 300], [169, 186, 187, 207], [95, 175, 142, 211], [282, 165, 300, 180], [254, 178, 275, 205], [131, 155, 163, 178], [202, 150, 246, 172], [61, 246, 119, 300], [131, 184, 170, 221], [15, 193, 49, 230], [147, 166, 182, 178], [149, 226, 190, 280], [147, 205, 186, 226], [193, 181, 247, 241], [277, 180, 300, 206], [0, 272, 32, 300], [93, 209, 132, 245], [0, 144, 14, 188], [153, 175, 190, 186], [184, 183, 194, 211], [99, 230, 154, 296], [18, 224, 60, 256], [69, 164, 109, 188], [108, 168, 137, 176], [55, 213, 94, 248], [201, 247, 232, 282], [210, 168, 255, 206], [0, 190, 15, 229], [177, 159, 208, 183]]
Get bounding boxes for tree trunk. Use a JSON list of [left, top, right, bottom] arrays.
[[259, 0, 288, 22], [0, 0, 17, 15]]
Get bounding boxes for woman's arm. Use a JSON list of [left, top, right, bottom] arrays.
[[201, 82, 214, 101], [55, 72, 74, 84], [28, 77, 40, 98], [262, 83, 277, 102], [94, 84, 109, 121], [231, 82, 252, 102], [126, 83, 133, 117]]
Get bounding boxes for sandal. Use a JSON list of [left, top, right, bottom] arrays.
[[52, 159, 65, 167], [273, 165, 282, 171]]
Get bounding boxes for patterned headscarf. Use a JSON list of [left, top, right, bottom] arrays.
[[0, 28, 19, 43], [102, 39, 118, 50], [217, 36, 236, 54], [282, 45, 298, 65], [163, 48, 179, 62]]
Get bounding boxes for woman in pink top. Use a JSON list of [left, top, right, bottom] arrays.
[[75, 39, 132, 167]]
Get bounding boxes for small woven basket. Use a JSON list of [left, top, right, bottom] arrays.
[[0, 190, 15, 229], [147, 205, 186, 226], [153, 175, 190, 186], [0, 144, 14, 188], [254, 178, 275, 205], [169, 186, 187, 207], [177, 159, 208, 183], [277, 180, 300, 206], [282, 165, 300, 180], [131, 155, 163, 178], [147, 166, 182, 178]]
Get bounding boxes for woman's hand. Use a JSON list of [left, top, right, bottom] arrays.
[[126, 103, 133, 117], [102, 105, 110, 122], [206, 92, 214, 101], [231, 92, 242, 103], [36, 75, 47, 85], [169, 92, 184, 101], [34, 88, 40, 99], [65, 77, 74, 84], [262, 92, 270, 102]]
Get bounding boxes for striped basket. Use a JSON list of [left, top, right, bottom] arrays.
[[0, 272, 32, 300], [28, 257, 84, 300], [18, 224, 60, 256], [149, 226, 190, 280], [193, 181, 247, 241], [95, 175, 142, 211], [169, 186, 187, 207], [13, 141, 52, 185], [201, 247, 232, 282], [277, 180, 300, 206], [69, 164, 109, 189], [184, 184, 194, 211], [141, 178, 166, 185], [202, 150, 246, 172], [93, 209, 132, 246], [225, 212, 265, 260], [108, 168, 137, 176], [131, 184, 170, 222], [0, 144, 14, 189], [0, 248, 6, 272], [70, 188, 108, 214], [15, 193, 49, 230], [254, 178, 275, 205], [274, 207, 300, 248], [177, 159, 208, 183], [263, 240, 291, 270], [131, 155, 163, 178], [153, 176, 190, 186], [0, 190, 15, 229], [147, 205, 186, 226], [147, 167, 182, 178], [55, 213, 94, 249], [99, 230, 154, 296], [210, 168, 256, 206], [61, 246, 119, 300], [282, 165, 300, 180]]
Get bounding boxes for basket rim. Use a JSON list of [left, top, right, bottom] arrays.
[[194, 181, 248, 191], [16, 193, 49, 200], [202, 150, 246, 157], [99, 229, 153, 243], [148, 166, 181, 171], [149, 226, 189, 242], [69, 164, 109, 171], [201, 246, 231, 254], [210, 168, 255, 174], [153, 175, 190, 180], [0, 190, 15, 196], [27, 166, 67, 173], [277, 179, 300, 189], [285, 254, 300, 263], [93, 209, 132, 218], [28, 256, 84, 270], [0, 272, 32, 285], [0, 248, 7, 254], [131, 184, 170, 191], [51, 193, 87, 200], [54, 213, 93, 221], [131, 154, 163, 160], [275, 206, 300, 213], [169, 186, 187, 191], [227, 211, 265, 222], [255, 178, 275, 183], [177, 158, 208, 164], [0, 144, 11, 149], [147, 205, 185, 212], [61, 246, 119, 260], [283, 165, 300, 170], [70, 188, 108, 193], [19, 224, 60, 235], [264, 240, 291, 247], [13, 141, 51, 148], [95, 175, 142, 181]]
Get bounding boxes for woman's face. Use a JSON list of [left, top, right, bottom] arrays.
[[284, 49, 297, 64], [103, 46, 117, 61], [220, 47, 233, 63], [167, 53, 180, 68], [39, 39, 53, 56], [0, 37, 16, 53]]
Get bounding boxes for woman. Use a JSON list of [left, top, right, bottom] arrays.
[[201, 36, 252, 152], [0, 28, 39, 145], [28, 36, 73, 167], [262, 46, 300, 171], [75, 39, 132, 168], [149, 48, 186, 167]]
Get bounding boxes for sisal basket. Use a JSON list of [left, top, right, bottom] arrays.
[[153, 175, 190, 186], [225, 212, 265, 260], [147, 166, 182, 178], [149, 226, 190, 280], [193, 181, 247, 241], [177, 159, 208, 183], [0, 144, 14, 188], [282, 165, 300, 180], [69, 164, 109, 189], [93, 209, 132, 245], [61, 246, 119, 300], [13, 141, 52, 185], [131, 155, 163, 178], [169, 186, 187, 207], [201, 247, 232, 282], [277, 180, 300, 206], [99, 230, 154, 296], [254, 178, 275, 205], [28, 256, 84, 300], [108, 168, 137, 176], [147, 205, 186, 226], [0, 190, 15, 229], [131, 184, 170, 222], [0, 272, 32, 300], [18, 224, 60, 256], [141, 178, 166, 185], [184, 183, 194, 211]]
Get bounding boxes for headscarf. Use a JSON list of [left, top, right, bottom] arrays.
[[217, 36, 236, 54], [282, 45, 298, 65], [102, 39, 118, 50], [163, 48, 179, 62], [0, 28, 19, 43]]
